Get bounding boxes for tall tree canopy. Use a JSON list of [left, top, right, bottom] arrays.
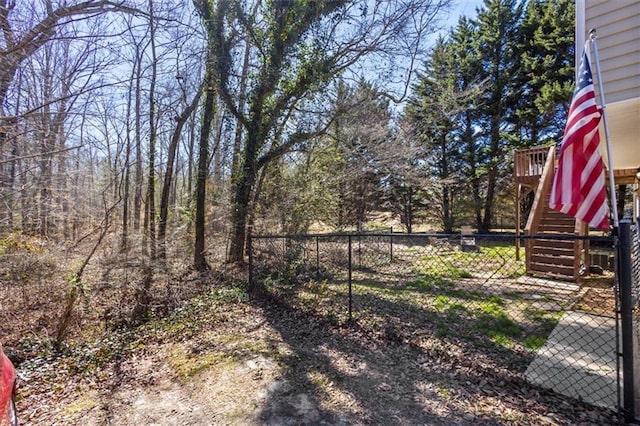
[[199, 0, 451, 262], [407, 0, 574, 232], [0, 0, 577, 272]]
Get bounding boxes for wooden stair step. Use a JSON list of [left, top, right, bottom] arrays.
[[529, 239, 575, 249], [540, 216, 575, 224], [543, 210, 573, 217], [528, 261, 575, 277], [529, 246, 574, 257], [530, 254, 575, 266], [541, 213, 575, 222], [540, 212, 575, 219], [538, 224, 576, 233], [527, 270, 576, 282], [538, 220, 575, 226]]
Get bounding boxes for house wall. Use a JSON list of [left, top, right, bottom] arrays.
[[576, 0, 640, 171], [584, 0, 640, 104]]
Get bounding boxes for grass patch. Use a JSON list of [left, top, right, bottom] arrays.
[[414, 245, 527, 279], [524, 307, 563, 330], [434, 295, 450, 311], [168, 348, 230, 379], [355, 281, 406, 296], [409, 276, 435, 292], [435, 321, 449, 337], [64, 395, 100, 416], [523, 336, 547, 350], [489, 332, 513, 348], [474, 297, 522, 347], [479, 246, 516, 258], [415, 262, 472, 279]]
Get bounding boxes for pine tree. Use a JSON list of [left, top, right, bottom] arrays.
[[408, 37, 465, 233], [474, 0, 524, 232], [517, 0, 574, 146]]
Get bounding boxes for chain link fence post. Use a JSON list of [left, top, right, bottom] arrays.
[[618, 219, 635, 422], [247, 230, 254, 293], [348, 234, 352, 321], [389, 227, 393, 262], [316, 235, 320, 276]]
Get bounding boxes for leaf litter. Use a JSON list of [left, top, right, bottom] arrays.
[[11, 274, 620, 425]]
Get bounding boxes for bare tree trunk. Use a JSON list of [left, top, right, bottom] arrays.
[[0, 67, 21, 230], [228, 131, 258, 264], [230, 26, 255, 188], [38, 48, 54, 237], [143, 0, 158, 259], [186, 114, 196, 201], [194, 78, 216, 271], [158, 90, 201, 261], [55, 200, 116, 351], [72, 110, 88, 241], [212, 107, 226, 186], [57, 123, 69, 240], [55, 47, 71, 240], [121, 57, 137, 252], [245, 165, 267, 254], [5, 137, 18, 229], [19, 158, 31, 233], [133, 46, 143, 232]]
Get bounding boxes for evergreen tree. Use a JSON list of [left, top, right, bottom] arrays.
[[474, 0, 524, 232], [517, 0, 574, 146], [407, 37, 468, 233], [449, 17, 485, 230], [330, 80, 391, 230]]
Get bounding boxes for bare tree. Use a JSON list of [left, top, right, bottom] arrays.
[[157, 86, 201, 262], [142, 0, 158, 259], [0, 1, 140, 110], [200, 0, 451, 263]]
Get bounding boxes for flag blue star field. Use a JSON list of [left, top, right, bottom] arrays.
[[549, 42, 610, 231]]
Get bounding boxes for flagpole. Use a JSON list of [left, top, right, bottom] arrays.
[[589, 28, 619, 229]]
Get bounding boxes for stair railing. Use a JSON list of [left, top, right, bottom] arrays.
[[514, 145, 551, 181], [524, 145, 556, 273], [525, 145, 556, 235]]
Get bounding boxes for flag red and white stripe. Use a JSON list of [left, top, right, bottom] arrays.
[[549, 42, 610, 231]]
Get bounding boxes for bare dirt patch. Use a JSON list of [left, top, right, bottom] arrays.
[[575, 273, 616, 317]]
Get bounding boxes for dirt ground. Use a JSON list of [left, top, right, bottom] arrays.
[[0, 233, 622, 426], [11, 279, 619, 426]]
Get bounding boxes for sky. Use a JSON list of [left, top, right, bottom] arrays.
[[382, 0, 484, 112], [444, 0, 485, 31]]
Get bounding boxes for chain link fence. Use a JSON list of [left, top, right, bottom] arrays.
[[631, 222, 640, 302], [250, 231, 623, 414], [626, 220, 640, 422]]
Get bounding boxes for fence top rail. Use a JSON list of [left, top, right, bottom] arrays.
[[250, 231, 615, 243]]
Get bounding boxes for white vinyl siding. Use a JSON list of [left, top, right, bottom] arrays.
[[585, 0, 640, 104]]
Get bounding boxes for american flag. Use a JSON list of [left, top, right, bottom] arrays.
[[549, 42, 610, 231]]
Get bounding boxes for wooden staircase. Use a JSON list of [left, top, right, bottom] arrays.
[[515, 145, 586, 282], [527, 198, 583, 281]]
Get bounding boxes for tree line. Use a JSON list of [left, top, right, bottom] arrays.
[[0, 0, 575, 273]]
